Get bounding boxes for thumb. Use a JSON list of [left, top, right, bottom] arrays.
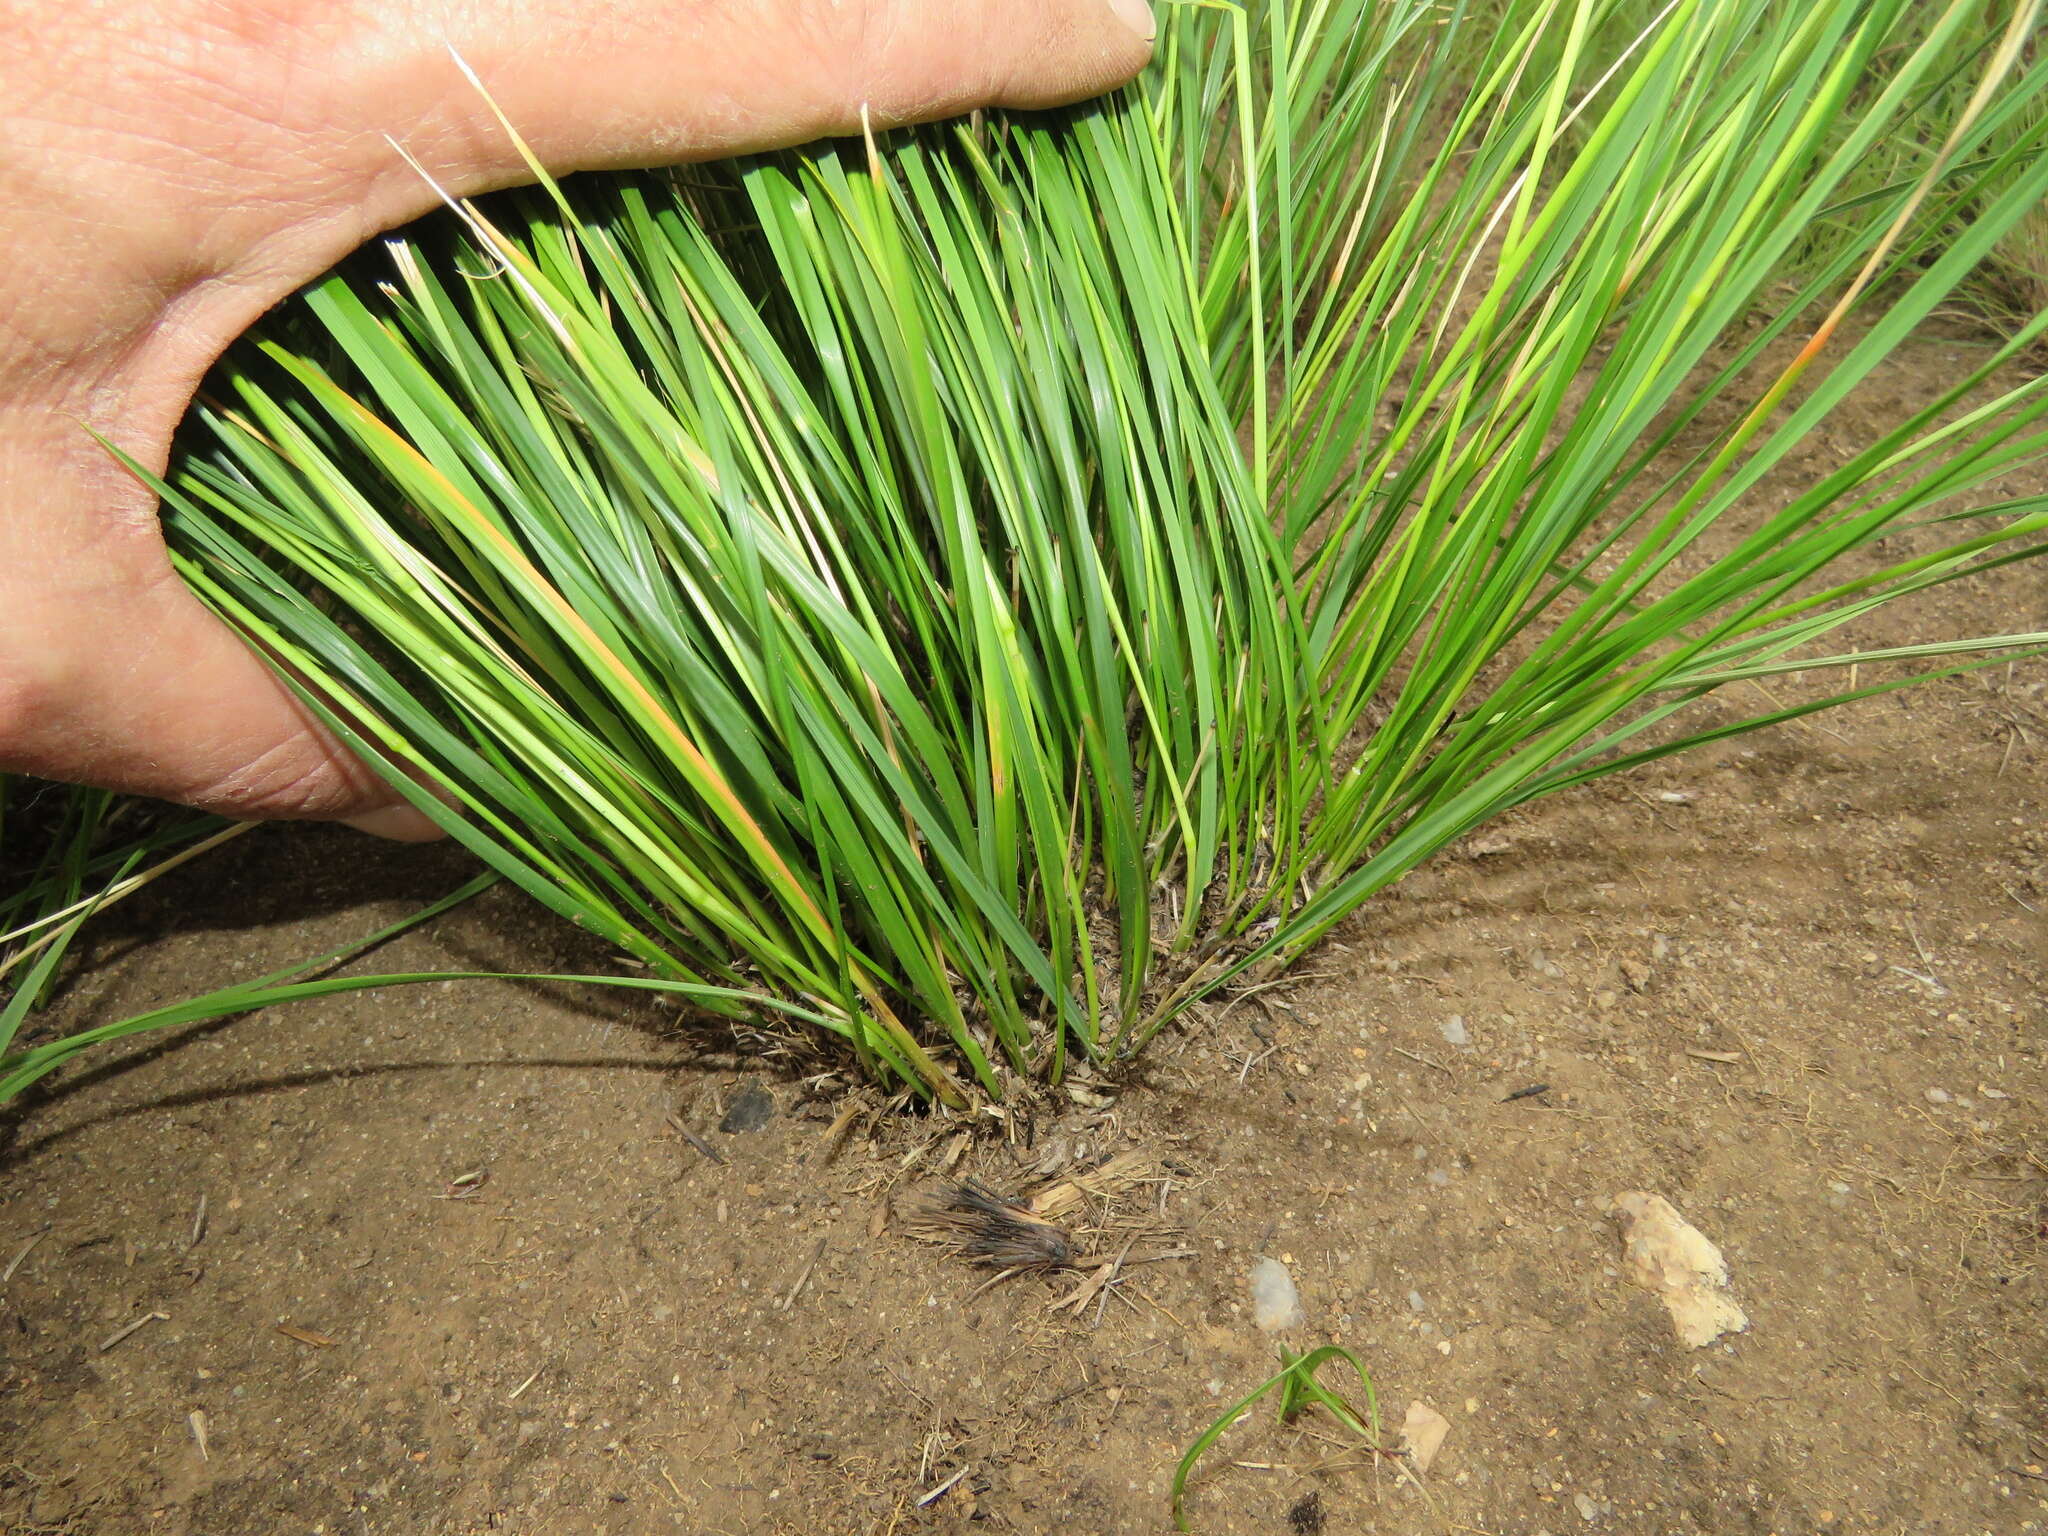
[[342, 0, 1157, 216]]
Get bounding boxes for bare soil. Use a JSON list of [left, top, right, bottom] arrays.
[[2, 335, 2044, 1536]]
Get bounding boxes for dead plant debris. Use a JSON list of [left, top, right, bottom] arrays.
[[1288, 1488, 1326, 1534], [900, 1181, 1076, 1271]]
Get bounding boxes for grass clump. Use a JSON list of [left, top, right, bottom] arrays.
[[62, 0, 2048, 1101]]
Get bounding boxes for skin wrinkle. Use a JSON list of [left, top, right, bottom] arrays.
[[0, 0, 1151, 826], [195, 713, 393, 816]]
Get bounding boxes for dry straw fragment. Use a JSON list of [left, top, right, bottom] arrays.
[[1025, 1151, 1160, 1221]]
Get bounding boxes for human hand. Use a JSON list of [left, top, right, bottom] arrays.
[[0, 0, 1152, 838]]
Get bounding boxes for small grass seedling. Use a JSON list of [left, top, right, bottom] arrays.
[[1172, 1344, 1389, 1531]]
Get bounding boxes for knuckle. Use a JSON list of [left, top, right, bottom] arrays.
[[184, 727, 384, 822]]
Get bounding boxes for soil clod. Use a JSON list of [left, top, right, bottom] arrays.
[[718, 1083, 777, 1134]]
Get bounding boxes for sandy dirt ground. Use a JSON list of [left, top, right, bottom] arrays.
[[2, 334, 2044, 1536]]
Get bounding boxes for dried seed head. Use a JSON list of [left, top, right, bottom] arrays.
[[901, 1180, 1075, 1270]]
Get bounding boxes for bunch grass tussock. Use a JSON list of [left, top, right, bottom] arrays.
[[10, 0, 2048, 1103]]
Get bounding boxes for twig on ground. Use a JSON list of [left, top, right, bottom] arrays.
[[2, 1230, 46, 1283], [1391, 1046, 1454, 1076], [774, 1239, 827, 1312], [668, 1115, 725, 1166], [98, 1310, 167, 1353], [915, 1465, 971, 1508]]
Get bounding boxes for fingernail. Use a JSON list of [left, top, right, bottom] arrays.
[[1106, 0, 1155, 42], [343, 803, 446, 842]]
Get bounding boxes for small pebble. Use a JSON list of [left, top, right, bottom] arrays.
[[1408, 1289, 1427, 1313], [1440, 1014, 1470, 1047], [1924, 1087, 1952, 1105]]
